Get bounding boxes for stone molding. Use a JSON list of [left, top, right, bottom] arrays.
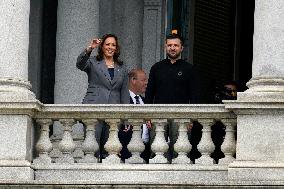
[[223, 100, 284, 115], [0, 101, 42, 116], [229, 161, 284, 181], [34, 104, 235, 120], [0, 78, 32, 89], [246, 77, 284, 92], [144, 0, 161, 6], [33, 163, 229, 185], [0, 78, 37, 102]]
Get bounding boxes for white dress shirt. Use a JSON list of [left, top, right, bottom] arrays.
[[129, 90, 149, 143], [129, 90, 144, 104]]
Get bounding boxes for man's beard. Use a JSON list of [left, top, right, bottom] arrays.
[[167, 51, 181, 60]]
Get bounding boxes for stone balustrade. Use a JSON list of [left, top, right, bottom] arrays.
[[33, 104, 236, 165], [30, 104, 237, 183]]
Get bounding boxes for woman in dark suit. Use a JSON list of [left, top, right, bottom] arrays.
[[76, 34, 129, 161]]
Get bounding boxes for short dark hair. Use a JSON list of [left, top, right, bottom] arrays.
[[166, 34, 184, 46], [96, 33, 123, 65]]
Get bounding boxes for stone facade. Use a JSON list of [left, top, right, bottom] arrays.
[[0, 0, 283, 187]]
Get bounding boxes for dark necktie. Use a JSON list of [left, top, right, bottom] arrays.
[[134, 95, 140, 104]]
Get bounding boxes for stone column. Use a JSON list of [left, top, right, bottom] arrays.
[[54, 0, 100, 104], [0, 0, 35, 102], [225, 0, 284, 182], [113, 0, 144, 70], [0, 0, 38, 180], [238, 0, 284, 101]]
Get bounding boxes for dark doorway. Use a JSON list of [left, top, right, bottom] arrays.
[[29, 0, 57, 104], [166, 0, 192, 62], [166, 0, 255, 103], [40, 0, 58, 104]]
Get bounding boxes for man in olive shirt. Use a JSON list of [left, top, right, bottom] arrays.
[[145, 34, 199, 162]]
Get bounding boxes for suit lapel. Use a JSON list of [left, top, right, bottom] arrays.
[[97, 60, 112, 83], [111, 64, 120, 85]]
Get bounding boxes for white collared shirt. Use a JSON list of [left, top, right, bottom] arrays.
[[129, 90, 144, 104], [129, 90, 149, 143]]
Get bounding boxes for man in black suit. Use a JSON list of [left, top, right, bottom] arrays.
[[118, 69, 151, 163]]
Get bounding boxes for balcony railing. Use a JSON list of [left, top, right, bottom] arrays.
[[32, 104, 236, 184]]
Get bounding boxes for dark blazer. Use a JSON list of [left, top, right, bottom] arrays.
[[76, 51, 130, 104]]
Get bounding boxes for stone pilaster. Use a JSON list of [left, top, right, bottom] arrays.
[[99, 0, 114, 36], [0, 0, 39, 180], [117, 0, 144, 70], [142, 0, 165, 74], [237, 0, 284, 101], [225, 0, 284, 181], [54, 0, 100, 104]]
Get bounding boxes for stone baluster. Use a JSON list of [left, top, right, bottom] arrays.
[[125, 119, 145, 164], [102, 119, 122, 164], [219, 119, 236, 164], [195, 119, 215, 165], [56, 119, 75, 163], [79, 119, 99, 163], [172, 119, 192, 164], [33, 119, 53, 164], [149, 119, 168, 164]]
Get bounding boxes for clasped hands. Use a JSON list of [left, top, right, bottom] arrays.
[[122, 120, 152, 133]]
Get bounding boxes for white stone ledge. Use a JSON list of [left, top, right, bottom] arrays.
[[229, 161, 284, 168], [0, 160, 31, 167], [34, 104, 235, 120], [224, 100, 284, 115], [0, 101, 42, 116], [32, 163, 228, 171], [0, 180, 283, 187], [228, 161, 284, 181], [32, 164, 230, 185], [34, 169, 228, 185]]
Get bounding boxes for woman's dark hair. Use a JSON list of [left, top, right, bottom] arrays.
[[96, 33, 123, 65]]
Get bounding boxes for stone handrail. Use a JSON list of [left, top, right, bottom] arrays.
[[33, 104, 236, 165]]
